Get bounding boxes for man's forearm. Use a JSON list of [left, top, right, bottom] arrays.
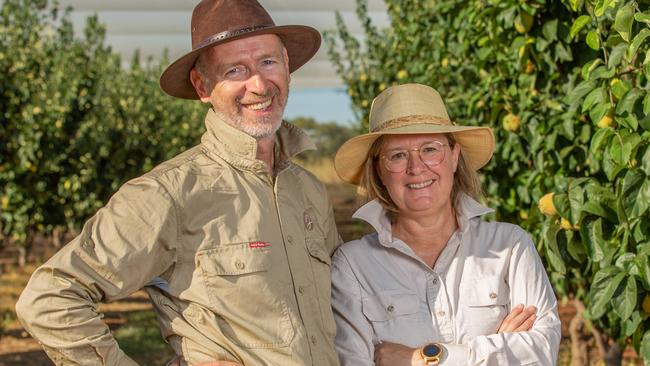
[[16, 267, 138, 366]]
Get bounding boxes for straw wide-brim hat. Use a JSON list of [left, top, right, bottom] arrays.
[[160, 0, 321, 99], [334, 83, 495, 185]]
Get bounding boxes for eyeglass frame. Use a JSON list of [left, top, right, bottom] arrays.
[[378, 140, 452, 173]]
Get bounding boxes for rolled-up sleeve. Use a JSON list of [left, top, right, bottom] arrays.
[[442, 232, 561, 365], [15, 176, 178, 365], [331, 248, 376, 366]]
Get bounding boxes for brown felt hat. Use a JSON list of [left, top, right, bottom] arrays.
[[160, 0, 321, 99], [334, 84, 495, 185]]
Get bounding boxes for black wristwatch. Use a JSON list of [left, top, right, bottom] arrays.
[[420, 343, 444, 365]]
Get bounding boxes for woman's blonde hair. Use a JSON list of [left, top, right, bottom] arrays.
[[358, 134, 482, 221]]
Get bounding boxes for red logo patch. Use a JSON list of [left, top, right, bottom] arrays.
[[249, 241, 270, 249]]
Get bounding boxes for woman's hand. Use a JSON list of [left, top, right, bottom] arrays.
[[374, 342, 423, 366], [497, 304, 537, 333]]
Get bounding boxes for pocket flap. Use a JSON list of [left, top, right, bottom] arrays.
[[197, 243, 271, 275], [462, 275, 509, 306], [306, 237, 331, 265], [362, 292, 419, 321]]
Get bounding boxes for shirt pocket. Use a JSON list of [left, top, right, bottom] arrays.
[[361, 291, 422, 342], [459, 275, 509, 336], [306, 233, 337, 338], [197, 243, 294, 348]]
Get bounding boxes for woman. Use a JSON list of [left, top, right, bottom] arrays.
[[331, 84, 561, 365]]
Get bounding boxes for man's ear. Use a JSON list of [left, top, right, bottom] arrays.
[[190, 68, 212, 103]]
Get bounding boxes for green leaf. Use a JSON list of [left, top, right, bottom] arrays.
[[568, 80, 598, 107], [613, 4, 635, 42], [552, 193, 570, 219], [582, 86, 607, 112], [544, 223, 567, 274], [640, 328, 650, 362], [608, 43, 628, 69], [594, 0, 616, 17], [586, 30, 601, 50], [622, 311, 642, 336], [616, 87, 643, 115], [589, 266, 625, 319], [603, 143, 626, 180], [612, 276, 637, 321], [589, 66, 616, 80], [635, 251, 650, 289], [570, 15, 591, 39], [634, 11, 650, 25], [568, 183, 584, 224], [543, 19, 558, 41], [582, 59, 604, 80], [644, 92, 650, 115], [642, 147, 650, 176], [590, 102, 611, 125], [627, 28, 650, 62], [611, 79, 631, 100], [622, 169, 647, 218], [590, 126, 615, 154], [580, 217, 607, 262]]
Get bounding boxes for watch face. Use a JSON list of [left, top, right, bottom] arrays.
[[423, 344, 442, 357]]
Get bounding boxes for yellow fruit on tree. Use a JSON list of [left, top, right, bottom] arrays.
[[560, 218, 578, 230], [597, 114, 615, 128], [502, 113, 521, 132], [525, 60, 535, 74], [539, 193, 557, 216]]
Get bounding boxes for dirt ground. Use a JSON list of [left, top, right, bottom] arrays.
[[0, 183, 643, 365]]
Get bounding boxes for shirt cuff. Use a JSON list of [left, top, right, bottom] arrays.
[[441, 343, 467, 365]]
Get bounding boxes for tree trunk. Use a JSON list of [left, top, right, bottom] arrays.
[[569, 300, 589, 366], [17, 245, 26, 267]]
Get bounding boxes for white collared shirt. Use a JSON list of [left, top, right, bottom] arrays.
[[331, 196, 561, 365]]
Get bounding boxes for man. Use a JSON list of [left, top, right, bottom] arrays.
[[15, 1, 341, 365]]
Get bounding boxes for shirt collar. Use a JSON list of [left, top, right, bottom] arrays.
[[200, 108, 316, 170], [352, 194, 494, 247]]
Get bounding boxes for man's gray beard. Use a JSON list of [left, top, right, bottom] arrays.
[[213, 108, 282, 140]]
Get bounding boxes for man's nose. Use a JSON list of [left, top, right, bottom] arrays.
[[246, 72, 271, 95]]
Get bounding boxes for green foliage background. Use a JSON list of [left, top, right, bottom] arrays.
[[0, 0, 208, 244], [326, 0, 650, 360]]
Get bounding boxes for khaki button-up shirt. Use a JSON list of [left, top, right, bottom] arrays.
[[332, 197, 561, 365], [16, 109, 341, 366]]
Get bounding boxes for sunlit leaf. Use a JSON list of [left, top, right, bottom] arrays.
[[586, 30, 601, 50], [627, 29, 650, 62], [570, 15, 591, 39], [613, 4, 634, 42]]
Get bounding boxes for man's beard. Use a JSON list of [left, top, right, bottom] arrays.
[[214, 93, 287, 140]]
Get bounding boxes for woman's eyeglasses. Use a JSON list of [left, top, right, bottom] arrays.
[[380, 140, 449, 173]]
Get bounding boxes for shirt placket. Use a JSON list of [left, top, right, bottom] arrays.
[[428, 232, 461, 343], [273, 171, 322, 365]]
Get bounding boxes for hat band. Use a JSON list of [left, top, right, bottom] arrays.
[[371, 114, 455, 132], [194, 24, 275, 50]]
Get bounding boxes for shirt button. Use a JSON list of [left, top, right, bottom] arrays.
[[287, 235, 294, 244], [437, 310, 446, 317], [386, 305, 394, 312], [298, 286, 305, 294], [235, 260, 245, 270], [310, 335, 317, 344], [489, 292, 498, 299], [432, 278, 438, 285]]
